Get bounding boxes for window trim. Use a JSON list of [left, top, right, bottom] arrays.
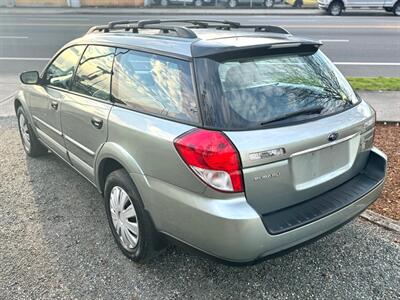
[[193, 54, 362, 132], [70, 45, 117, 102], [40, 44, 87, 93], [39, 42, 201, 126], [110, 47, 202, 126]]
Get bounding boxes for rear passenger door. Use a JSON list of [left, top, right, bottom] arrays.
[[61, 45, 116, 183]]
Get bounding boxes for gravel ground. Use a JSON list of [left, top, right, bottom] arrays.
[[371, 123, 400, 221], [1, 116, 400, 300]]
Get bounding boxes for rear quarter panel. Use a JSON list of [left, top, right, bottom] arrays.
[[99, 106, 207, 207]]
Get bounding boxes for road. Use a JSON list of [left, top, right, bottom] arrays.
[[0, 117, 399, 299], [0, 13, 399, 77]]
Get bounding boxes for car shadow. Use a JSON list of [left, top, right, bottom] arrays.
[[24, 148, 395, 299]]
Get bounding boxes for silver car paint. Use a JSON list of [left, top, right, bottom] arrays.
[[16, 33, 387, 262], [226, 100, 375, 214]]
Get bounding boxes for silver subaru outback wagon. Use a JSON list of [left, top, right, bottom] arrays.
[[15, 20, 387, 264]]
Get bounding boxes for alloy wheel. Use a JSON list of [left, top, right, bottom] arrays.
[[109, 186, 139, 250]]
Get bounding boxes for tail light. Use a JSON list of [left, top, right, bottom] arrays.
[[174, 129, 244, 193], [360, 106, 376, 151]]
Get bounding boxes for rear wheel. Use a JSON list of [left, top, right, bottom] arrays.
[[16, 106, 47, 157], [227, 0, 237, 8], [384, 7, 392, 12], [160, 0, 168, 7], [104, 169, 163, 263], [328, 1, 343, 16], [264, 0, 274, 8], [194, 0, 203, 6], [393, 2, 400, 16]]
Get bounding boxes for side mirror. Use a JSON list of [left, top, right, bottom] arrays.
[[20, 71, 40, 85]]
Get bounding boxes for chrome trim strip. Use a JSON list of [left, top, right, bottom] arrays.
[[290, 132, 359, 158], [64, 134, 95, 157], [33, 115, 62, 136]]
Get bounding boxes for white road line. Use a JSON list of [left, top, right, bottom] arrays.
[[27, 18, 91, 22], [320, 39, 349, 42], [0, 57, 50, 61], [0, 36, 28, 39], [334, 62, 400, 66]]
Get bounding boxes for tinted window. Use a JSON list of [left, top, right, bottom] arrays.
[[44, 45, 85, 90], [71, 45, 115, 101], [196, 50, 359, 130], [112, 49, 199, 123]]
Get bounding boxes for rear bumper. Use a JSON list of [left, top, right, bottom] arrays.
[[141, 147, 386, 263]]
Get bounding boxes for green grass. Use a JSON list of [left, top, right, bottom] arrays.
[[347, 77, 400, 91]]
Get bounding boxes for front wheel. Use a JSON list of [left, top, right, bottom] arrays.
[[16, 106, 48, 157], [328, 1, 343, 16], [194, 0, 203, 6], [104, 169, 163, 263], [264, 0, 274, 8]]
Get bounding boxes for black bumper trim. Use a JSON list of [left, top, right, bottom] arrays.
[[262, 151, 386, 235]]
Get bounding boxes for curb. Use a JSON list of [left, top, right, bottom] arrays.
[[360, 210, 400, 233]]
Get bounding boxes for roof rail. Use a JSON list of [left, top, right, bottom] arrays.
[[86, 19, 290, 38]]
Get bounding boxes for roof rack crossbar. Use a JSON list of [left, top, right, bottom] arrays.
[[234, 24, 290, 34], [86, 19, 290, 37], [107, 20, 138, 29]]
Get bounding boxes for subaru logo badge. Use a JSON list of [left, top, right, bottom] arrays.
[[328, 132, 339, 142]]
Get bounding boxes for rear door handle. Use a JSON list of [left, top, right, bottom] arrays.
[[50, 101, 58, 110], [91, 117, 103, 129]]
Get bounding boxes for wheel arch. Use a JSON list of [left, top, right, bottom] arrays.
[[14, 92, 35, 126], [330, 0, 344, 7], [95, 142, 145, 194]]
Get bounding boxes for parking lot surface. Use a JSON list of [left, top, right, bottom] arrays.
[[0, 116, 399, 299]]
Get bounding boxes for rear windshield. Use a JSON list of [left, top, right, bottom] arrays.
[[195, 50, 359, 130]]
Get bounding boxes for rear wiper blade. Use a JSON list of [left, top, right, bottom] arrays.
[[260, 106, 324, 126]]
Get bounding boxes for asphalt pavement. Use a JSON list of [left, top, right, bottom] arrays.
[[0, 117, 399, 299], [0, 11, 399, 77]]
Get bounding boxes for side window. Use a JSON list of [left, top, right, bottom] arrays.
[[112, 49, 199, 123], [71, 45, 115, 101], [43, 45, 85, 90]]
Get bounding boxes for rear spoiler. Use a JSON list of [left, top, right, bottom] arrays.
[[192, 40, 323, 60]]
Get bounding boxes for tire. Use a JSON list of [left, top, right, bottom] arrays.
[[393, 2, 400, 16], [264, 0, 274, 8], [194, 0, 203, 7], [16, 106, 48, 157], [328, 1, 343, 16], [104, 169, 163, 263], [384, 7, 392, 12], [160, 0, 168, 7], [227, 0, 237, 8]]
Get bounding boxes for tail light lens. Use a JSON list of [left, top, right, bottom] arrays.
[[174, 129, 244, 193], [360, 106, 376, 151]]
